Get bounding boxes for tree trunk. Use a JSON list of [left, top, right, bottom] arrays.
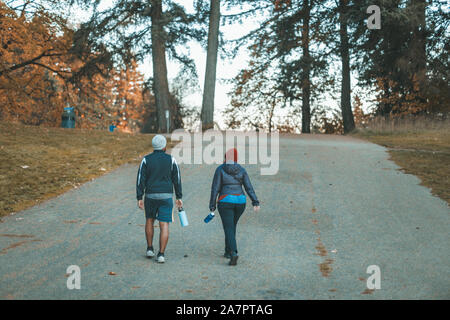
[[201, 0, 221, 131], [301, 0, 311, 133], [381, 79, 391, 116], [339, 0, 355, 133], [410, 0, 427, 84], [268, 103, 275, 133], [151, 0, 171, 133]]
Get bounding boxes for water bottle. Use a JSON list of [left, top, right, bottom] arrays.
[[178, 207, 189, 227], [204, 212, 215, 223]]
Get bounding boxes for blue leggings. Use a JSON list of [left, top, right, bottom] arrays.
[[217, 202, 246, 256]]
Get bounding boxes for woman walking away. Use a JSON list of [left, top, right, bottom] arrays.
[[209, 148, 260, 266]]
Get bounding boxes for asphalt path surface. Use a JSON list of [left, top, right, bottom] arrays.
[[0, 134, 448, 299]]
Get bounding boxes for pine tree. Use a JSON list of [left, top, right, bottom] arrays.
[[72, 0, 205, 132], [225, 0, 330, 133]]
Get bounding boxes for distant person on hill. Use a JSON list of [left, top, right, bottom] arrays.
[[209, 148, 260, 266], [136, 135, 182, 263]]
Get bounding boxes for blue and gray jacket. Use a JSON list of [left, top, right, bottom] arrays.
[[209, 162, 259, 211], [136, 150, 182, 200]]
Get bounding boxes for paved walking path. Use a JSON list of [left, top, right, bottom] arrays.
[[0, 134, 448, 299]]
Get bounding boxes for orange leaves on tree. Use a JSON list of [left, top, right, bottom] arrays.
[[273, 0, 292, 12], [353, 95, 368, 127], [0, 3, 152, 132], [374, 76, 429, 117], [0, 2, 72, 125]]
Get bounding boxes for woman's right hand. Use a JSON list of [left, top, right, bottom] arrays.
[[253, 206, 260, 212]]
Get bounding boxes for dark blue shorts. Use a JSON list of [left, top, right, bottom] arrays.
[[144, 198, 173, 222]]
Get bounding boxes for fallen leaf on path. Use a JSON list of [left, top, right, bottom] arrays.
[[20, 165, 29, 169], [108, 272, 117, 276], [361, 289, 374, 295], [0, 234, 34, 238]]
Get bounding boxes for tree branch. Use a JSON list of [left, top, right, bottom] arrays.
[[0, 50, 64, 77], [30, 61, 71, 80]]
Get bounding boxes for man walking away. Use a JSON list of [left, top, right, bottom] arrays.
[[136, 135, 183, 263]]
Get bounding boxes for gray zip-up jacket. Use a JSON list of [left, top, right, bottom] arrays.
[[136, 150, 182, 200], [209, 162, 259, 211]]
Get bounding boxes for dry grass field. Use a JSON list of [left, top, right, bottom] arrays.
[[352, 117, 450, 205], [0, 121, 173, 217]]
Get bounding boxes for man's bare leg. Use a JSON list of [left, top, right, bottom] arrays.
[[145, 218, 154, 248], [159, 221, 169, 253]]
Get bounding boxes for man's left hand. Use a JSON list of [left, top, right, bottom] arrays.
[[138, 200, 144, 210]]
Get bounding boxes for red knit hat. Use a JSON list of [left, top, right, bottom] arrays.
[[225, 148, 238, 162]]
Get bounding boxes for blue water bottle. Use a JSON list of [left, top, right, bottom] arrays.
[[178, 207, 189, 227], [204, 212, 215, 223]]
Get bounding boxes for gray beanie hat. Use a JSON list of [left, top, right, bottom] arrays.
[[152, 135, 167, 150]]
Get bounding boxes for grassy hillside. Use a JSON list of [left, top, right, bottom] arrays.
[[352, 120, 450, 205], [0, 122, 172, 217]]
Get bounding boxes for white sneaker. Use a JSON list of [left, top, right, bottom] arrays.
[[146, 248, 155, 258], [156, 253, 165, 263]]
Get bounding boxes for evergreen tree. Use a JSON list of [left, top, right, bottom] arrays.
[[351, 0, 448, 116], [225, 0, 331, 133], [72, 0, 205, 132]]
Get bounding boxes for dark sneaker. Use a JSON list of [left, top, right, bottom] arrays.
[[229, 255, 238, 266], [156, 252, 165, 263]]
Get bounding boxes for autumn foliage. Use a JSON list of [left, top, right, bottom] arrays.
[[0, 2, 154, 132]]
